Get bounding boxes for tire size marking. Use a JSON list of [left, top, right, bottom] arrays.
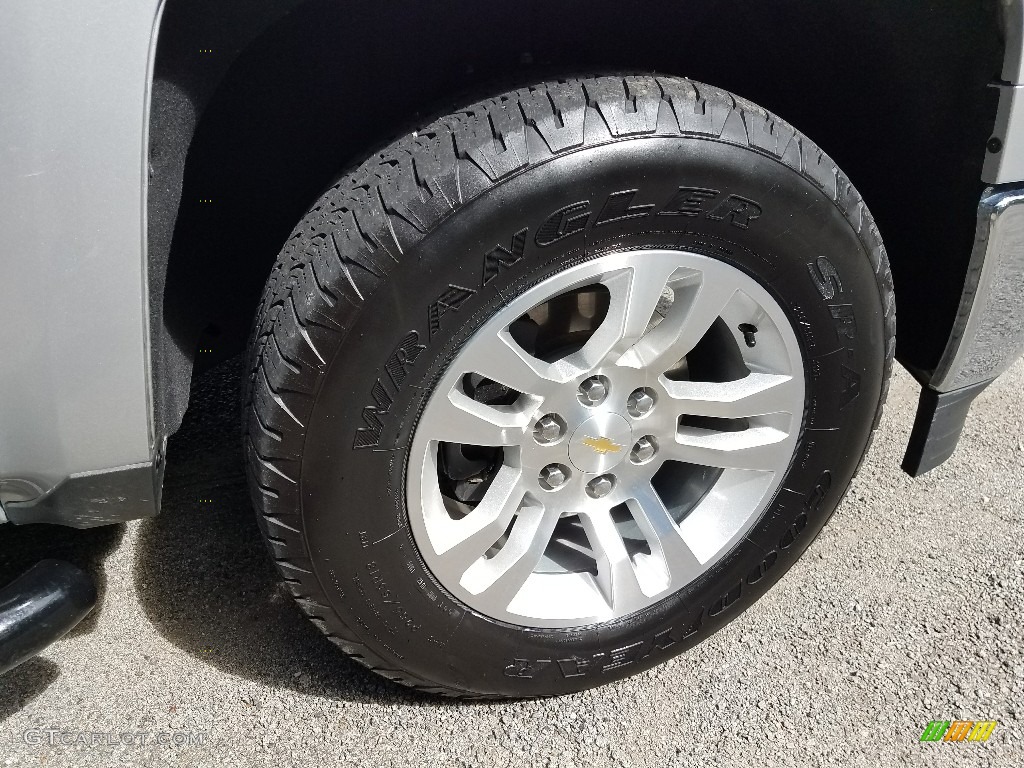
[[365, 560, 421, 633], [351, 572, 408, 659]]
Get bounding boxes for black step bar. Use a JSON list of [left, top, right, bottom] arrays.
[[0, 560, 96, 675]]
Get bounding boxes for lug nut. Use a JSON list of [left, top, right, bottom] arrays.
[[539, 464, 569, 490], [627, 388, 656, 418], [630, 436, 658, 464], [578, 376, 609, 406], [533, 414, 565, 444], [586, 474, 615, 499]]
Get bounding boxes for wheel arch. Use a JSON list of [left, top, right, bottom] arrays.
[[148, 0, 1002, 439]]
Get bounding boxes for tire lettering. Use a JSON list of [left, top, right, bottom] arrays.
[[778, 511, 808, 550], [657, 186, 720, 216], [746, 550, 778, 585], [353, 380, 393, 449], [707, 194, 762, 229], [594, 189, 655, 226], [643, 614, 703, 658], [427, 285, 476, 339], [807, 256, 843, 299], [535, 201, 591, 246], [603, 641, 644, 672], [385, 331, 426, 389], [840, 365, 861, 409], [790, 303, 816, 350], [482, 228, 528, 286], [805, 470, 832, 514], [504, 658, 551, 679], [556, 654, 605, 678], [353, 331, 426, 449], [828, 304, 857, 341], [708, 581, 742, 617]]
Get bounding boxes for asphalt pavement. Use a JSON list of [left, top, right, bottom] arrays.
[[1, 357, 1021, 767]]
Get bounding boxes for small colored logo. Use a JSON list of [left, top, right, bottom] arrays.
[[581, 436, 623, 455], [920, 720, 997, 742]]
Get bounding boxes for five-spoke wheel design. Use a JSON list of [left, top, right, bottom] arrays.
[[408, 250, 804, 627]]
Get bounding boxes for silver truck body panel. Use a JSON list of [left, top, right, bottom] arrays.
[[0, 0, 163, 505], [983, 84, 1024, 183], [984, 0, 1024, 183], [932, 188, 1024, 391]]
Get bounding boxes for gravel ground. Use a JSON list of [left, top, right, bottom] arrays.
[[1, 357, 1021, 767]]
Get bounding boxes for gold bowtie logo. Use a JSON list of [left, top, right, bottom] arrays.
[[581, 436, 623, 455]]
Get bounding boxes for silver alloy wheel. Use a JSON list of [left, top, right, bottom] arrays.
[[407, 250, 805, 628]]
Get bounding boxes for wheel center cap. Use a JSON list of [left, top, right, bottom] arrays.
[[568, 413, 633, 474]]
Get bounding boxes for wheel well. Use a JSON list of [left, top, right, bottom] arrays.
[[149, 0, 1001, 437]]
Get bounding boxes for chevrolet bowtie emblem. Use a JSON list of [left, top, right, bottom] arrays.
[[581, 436, 623, 455]]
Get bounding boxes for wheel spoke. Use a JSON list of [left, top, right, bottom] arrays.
[[626, 267, 737, 372], [662, 373, 800, 419], [462, 502, 560, 607], [627, 484, 703, 583], [568, 261, 679, 370], [579, 506, 646, 610], [428, 389, 530, 446], [434, 465, 525, 575], [455, 329, 560, 395], [666, 426, 790, 471]]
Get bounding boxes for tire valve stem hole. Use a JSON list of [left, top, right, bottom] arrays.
[[738, 323, 758, 348]]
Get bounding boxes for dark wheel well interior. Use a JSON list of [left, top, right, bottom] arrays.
[[148, 0, 1001, 438]]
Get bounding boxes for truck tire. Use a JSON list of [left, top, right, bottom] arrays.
[[243, 74, 895, 698]]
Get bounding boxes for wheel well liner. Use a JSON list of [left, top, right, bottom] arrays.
[[148, 0, 1001, 438]]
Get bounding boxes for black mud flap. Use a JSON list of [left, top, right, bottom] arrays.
[[902, 379, 992, 477]]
